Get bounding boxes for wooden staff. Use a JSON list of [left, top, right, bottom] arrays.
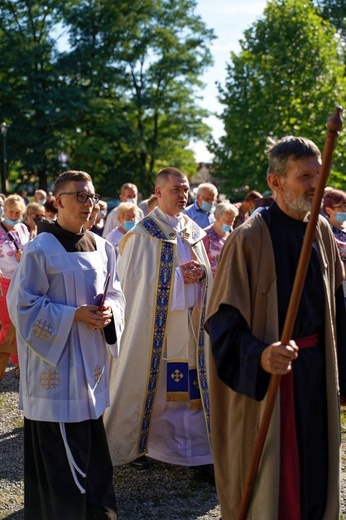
[[237, 106, 343, 520]]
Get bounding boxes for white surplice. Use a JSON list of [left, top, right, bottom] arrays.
[[7, 232, 125, 423]]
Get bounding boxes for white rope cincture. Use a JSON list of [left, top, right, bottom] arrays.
[[59, 422, 86, 494]]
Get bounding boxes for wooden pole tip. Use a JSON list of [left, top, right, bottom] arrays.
[[327, 106, 343, 134]]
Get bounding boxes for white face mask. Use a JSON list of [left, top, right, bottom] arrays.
[[126, 198, 137, 205]]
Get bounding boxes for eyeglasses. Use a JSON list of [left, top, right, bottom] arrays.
[[333, 205, 346, 211], [58, 191, 101, 205]]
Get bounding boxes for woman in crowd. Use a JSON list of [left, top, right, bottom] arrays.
[[323, 188, 346, 277], [203, 201, 238, 277], [90, 200, 108, 236], [44, 197, 58, 220], [0, 195, 30, 376], [105, 202, 139, 257], [85, 203, 101, 232], [24, 202, 46, 238]]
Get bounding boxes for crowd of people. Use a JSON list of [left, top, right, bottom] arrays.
[[1, 134, 346, 520]]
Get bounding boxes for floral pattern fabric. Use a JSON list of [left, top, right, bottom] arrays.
[[202, 224, 229, 278]]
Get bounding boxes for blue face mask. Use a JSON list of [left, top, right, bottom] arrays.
[[200, 200, 213, 212], [4, 216, 21, 226], [123, 220, 136, 232], [221, 224, 232, 233], [335, 212, 346, 224], [126, 198, 137, 205], [38, 199, 46, 206], [0, 207, 3, 218]]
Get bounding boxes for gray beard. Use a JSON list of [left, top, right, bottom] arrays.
[[282, 191, 312, 214]]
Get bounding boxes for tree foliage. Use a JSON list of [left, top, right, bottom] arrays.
[[313, 0, 346, 45], [211, 0, 346, 194], [0, 0, 215, 195]]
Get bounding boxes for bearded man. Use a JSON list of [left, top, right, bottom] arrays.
[[205, 136, 346, 519]]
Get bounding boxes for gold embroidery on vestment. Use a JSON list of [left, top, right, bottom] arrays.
[[40, 368, 60, 390], [32, 319, 53, 338], [94, 365, 103, 384]]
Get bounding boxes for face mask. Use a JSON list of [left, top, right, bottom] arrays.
[[335, 212, 346, 224], [4, 216, 21, 226], [200, 201, 213, 212], [38, 200, 46, 206], [0, 207, 3, 218], [123, 220, 136, 231], [98, 210, 107, 219], [221, 224, 232, 233], [126, 198, 137, 205]]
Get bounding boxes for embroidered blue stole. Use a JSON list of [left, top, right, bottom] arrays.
[[136, 215, 211, 455]]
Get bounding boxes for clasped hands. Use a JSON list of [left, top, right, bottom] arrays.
[[260, 340, 299, 375], [180, 260, 205, 285], [75, 304, 112, 330]]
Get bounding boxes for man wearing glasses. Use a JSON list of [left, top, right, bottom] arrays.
[[8, 170, 125, 520]]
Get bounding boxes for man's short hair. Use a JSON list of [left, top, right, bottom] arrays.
[[54, 170, 92, 196], [266, 136, 321, 176], [197, 182, 218, 197], [35, 189, 47, 198], [155, 167, 187, 188], [120, 183, 138, 196]]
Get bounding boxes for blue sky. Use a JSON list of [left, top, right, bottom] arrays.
[[190, 0, 268, 161]]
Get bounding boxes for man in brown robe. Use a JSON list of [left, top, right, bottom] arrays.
[[205, 136, 346, 519]]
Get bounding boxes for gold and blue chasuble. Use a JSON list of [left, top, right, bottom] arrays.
[[137, 215, 211, 455]]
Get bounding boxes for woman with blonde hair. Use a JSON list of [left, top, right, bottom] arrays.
[[24, 202, 46, 238], [0, 194, 30, 376], [105, 202, 139, 257]]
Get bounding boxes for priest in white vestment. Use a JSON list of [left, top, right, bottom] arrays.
[[104, 167, 214, 478]]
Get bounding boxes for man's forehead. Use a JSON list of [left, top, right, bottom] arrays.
[[124, 187, 136, 195], [167, 176, 189, 189], [200, 187, 216, 196], [288, 155, 321, 168], [65, 180, 94, 192]]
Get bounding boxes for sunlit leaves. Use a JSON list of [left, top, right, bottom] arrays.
[[211, 0, 346, 194]]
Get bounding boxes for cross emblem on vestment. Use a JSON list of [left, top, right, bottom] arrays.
[[171, 369, 184, 383], [40, 368, 60, 390], [32, 319, 53, 339]]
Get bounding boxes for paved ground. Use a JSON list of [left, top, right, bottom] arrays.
[[1, 367, 345, 519]]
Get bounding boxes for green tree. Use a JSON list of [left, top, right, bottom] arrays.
[[0, 0, 80, 191], [0, 0, 215, 196], [314, 0, 346, 43], [59, 0, 215, 196], [211, 0, 346, 194]]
